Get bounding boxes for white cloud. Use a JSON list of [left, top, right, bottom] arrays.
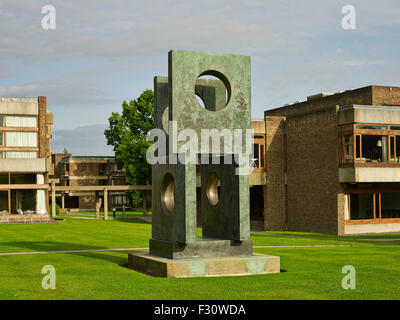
[[52, 124, 113, 156]]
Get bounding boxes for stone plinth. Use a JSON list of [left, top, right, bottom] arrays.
[[128, 253, 280, 278], [149, 237, 253, 259]]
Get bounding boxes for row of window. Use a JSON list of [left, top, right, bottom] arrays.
[[112, 195, 130, 205], [0, 131, 38, 147], [342, 135, 400, 164], [0, 115, 37, 128], [0, 173, 38, 184], [0, 151, 38, 159], [345, 192, 400, 221], [340, 123, 400, 165], [0, 115, 41, 160]]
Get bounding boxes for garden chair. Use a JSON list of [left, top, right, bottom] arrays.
[[0, 211, 9, 224], [24, 211, 33, 224]]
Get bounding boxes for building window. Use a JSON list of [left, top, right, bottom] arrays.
[[381, 193, 400, 219], [252, 135, 265, 171], [6, 132, 37, 147], [342, 135, 353, 164], [112, 195, 129, 206], [361, 135, 388, 163], [0, 132, 3, 146], [356, 125, 387, 130], [340, 123, 400, 165], [349, 193, 374, 220], [0, 115, 4, 127], [6, 151, 37, 159], [5, 116, 37, 127], [346, 190, 400, 222], [10, 174, 37, 184], [0, 191, 8, 213], [99, 163, 107, 175]]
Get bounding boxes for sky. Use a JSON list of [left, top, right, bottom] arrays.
[[0, 0, 399, 155]]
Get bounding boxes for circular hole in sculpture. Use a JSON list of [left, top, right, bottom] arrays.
[[161, 173, 175, 214], [194, 71, 231, 111], [206, 172, 221, 206]]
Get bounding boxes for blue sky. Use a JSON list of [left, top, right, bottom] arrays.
[[0, 0, 399, 155]]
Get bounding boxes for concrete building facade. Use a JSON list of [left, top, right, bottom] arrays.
[[0, 97, 53, 223], [262, 85, 400, 235], [51, 155, 127, 211]]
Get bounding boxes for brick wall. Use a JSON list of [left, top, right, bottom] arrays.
[[264, 116, 286, 230], [38, 96, 47, 158], [371, 85, 400, 106], [285, 108, 340, 234], [69, 162, 101, 178]]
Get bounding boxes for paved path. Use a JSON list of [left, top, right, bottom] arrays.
[[357, 238, 400, 242], [0, 244, 358, 256], [0, 247, 148, 256]]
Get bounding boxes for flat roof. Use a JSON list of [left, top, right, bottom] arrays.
[[60, 156, 115, 163], [339, 104, 400, 111]]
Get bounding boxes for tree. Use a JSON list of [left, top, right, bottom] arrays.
[[63, 147, 69, 154], [104, 89, 154, 210]]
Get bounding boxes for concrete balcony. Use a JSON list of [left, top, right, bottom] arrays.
[[339, 167, 400, 183], [0, 158, 46, 173]]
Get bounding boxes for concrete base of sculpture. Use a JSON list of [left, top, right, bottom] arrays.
[[149, 237, 253, 259], [128, 252, 280, 278]]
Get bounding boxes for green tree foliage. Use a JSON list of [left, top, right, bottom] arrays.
[[104, 89, 154, 206]]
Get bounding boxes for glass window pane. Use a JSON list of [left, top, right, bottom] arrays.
[[0, 191, 8, 212], [343, 135, 353, 163], [10, 174, 36, 184], [356, 135, 361, 160], [0, 174, 8, 184], [253, 143, 259, 168], [260, 144, 265, 168], [6, 132, 37, 147], [381, 193, 400, 219], [0, 116, 4, 127], [6, 151, 37, 159], [390, 126, 400, 130], [5, 116, 37, 127], [0, 132, 3, 146], [350, 193, 374, 220], [397, 137, 400, 163], [390, 136, 395, 161], [361, 135, 388, 163], [11, 190, 36, 213], [356, 125, 387, 130]]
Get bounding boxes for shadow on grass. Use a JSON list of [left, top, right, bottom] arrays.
[[112, 218, 151, 224], [1, 240, 144, 265]]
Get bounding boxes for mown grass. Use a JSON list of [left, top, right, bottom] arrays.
[[0, 218, 399, 299]]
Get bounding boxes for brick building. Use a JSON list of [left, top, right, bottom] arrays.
[[262, 85, 400, 235], [51, 155, 127, 211], [0, 97, 53, 223]]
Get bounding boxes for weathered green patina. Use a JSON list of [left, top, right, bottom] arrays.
[[152, 50, 251, 251], [129, 50, 279, 277]]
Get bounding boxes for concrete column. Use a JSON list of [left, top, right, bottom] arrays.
[[61, 193, 65, 209], [103, 189, 108, 220], [51, 182, 56, 217], [142, 191, 147, 216], [95, 191, 100, 219]]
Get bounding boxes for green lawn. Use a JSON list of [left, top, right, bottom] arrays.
[[0, 217, 399, 299]]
